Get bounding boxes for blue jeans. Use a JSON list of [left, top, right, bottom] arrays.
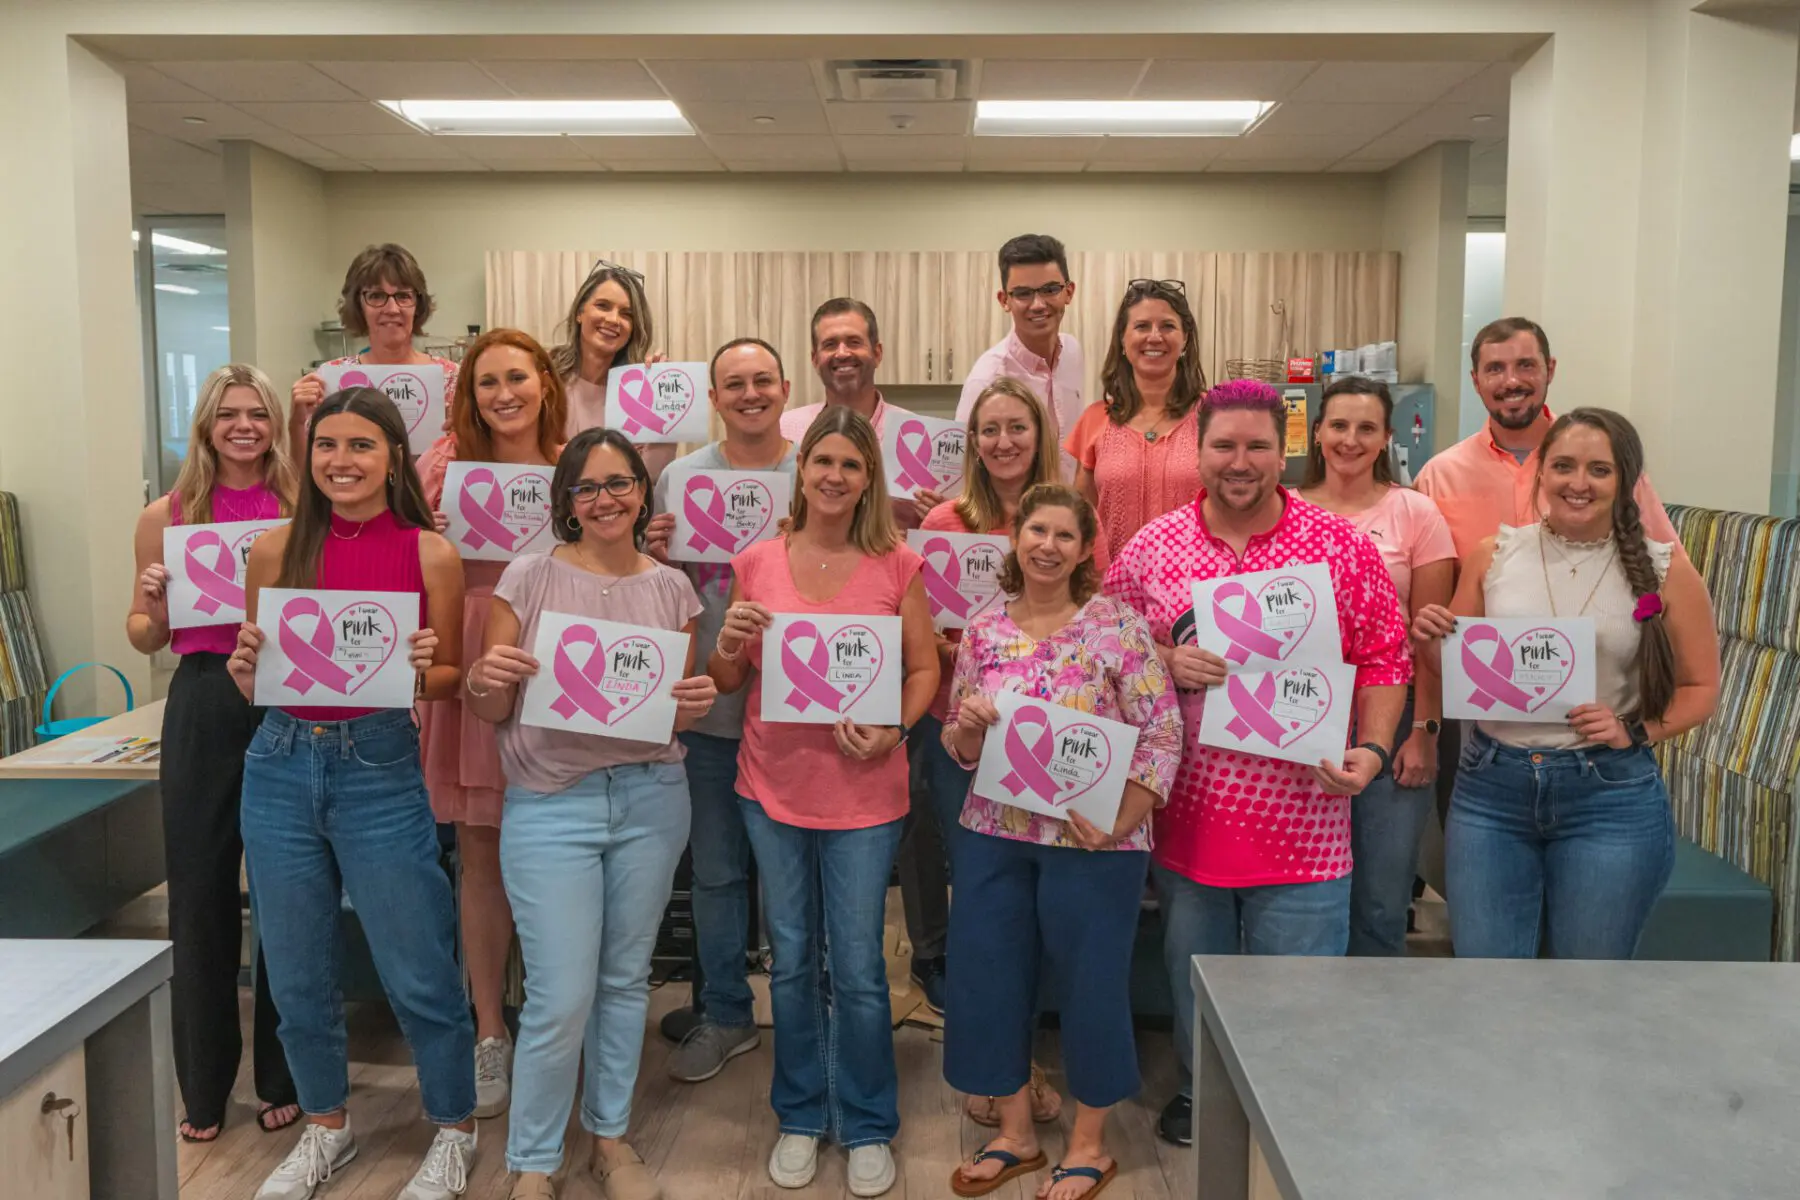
[[739, 799, 903, 1147], [1154, 862, 1350, 1094], [241, 709, 474, 1123], [1349, 698, 1433, 956], [500, 762, 690, 1172], [1446, 730, 1675, 959], [680, 731, 755, 1029]]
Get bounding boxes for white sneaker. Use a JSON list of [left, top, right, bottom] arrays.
[[255, 1121, 358, 1200], [847, 1143, 896, 1198], [399, 1126, 477, 1200], [474, 1035, 513, 1118], [767, 1133, 820, 1189]]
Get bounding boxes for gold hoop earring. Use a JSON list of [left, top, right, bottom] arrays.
[[565, 515, 581, 532]]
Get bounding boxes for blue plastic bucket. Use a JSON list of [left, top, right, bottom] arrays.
[[35, 663, 135, 742]]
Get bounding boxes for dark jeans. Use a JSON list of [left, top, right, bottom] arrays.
[[897, 718, 952, 961], [162, 652, 295, 1126], [1349, 697, 1432, 956], [679, 730, 756, 1028]]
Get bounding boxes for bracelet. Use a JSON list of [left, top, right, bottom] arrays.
[[715, 639, 742, 663], [465, 670, 492, 700]]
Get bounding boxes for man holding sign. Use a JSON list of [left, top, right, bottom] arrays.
[[1104, 379, 1409, 1148]]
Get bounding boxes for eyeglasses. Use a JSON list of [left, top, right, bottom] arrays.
[[1006, 282, 1070, 304], [567, 476, 640, 502], [1127, 278, 1187, 295], [362, 288, 418, 309], [582, 259, 646, 286]]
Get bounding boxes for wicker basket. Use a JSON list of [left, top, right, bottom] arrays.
[[1225, 299, 1292, 383]]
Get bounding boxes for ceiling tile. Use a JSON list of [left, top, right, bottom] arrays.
[[128, 101, 281, 140], [1251, 101, 1416, 140], [836, 135, 968, 164], [1084, 160, 1212, 173], [1379, 103, 1507, 140], [648, 59, 819, 104], [306, 133, 469, 160], [966, 136, 1096, 162], [455, 136, 594, 161], [310, 61, 511, 100], [723, 159, 843, 173], [1134, 60, 1319, 101], [977, 59, 1145, 100], [295, 155, 372, 173], [1214, 134, 1348, 162], [967, 161, 1087, 174], [232, 101, 414, 136], [1334, 128, 1439, 162], [150, 61, 362, 103], [475, 60, 666, 99], [128, 130, 223, 184], [607, 159, 726, 173], [702, 133, 842, 164], [1436, 62, 1515, 108], [225, 130, 344, 162], [114, 62, 215, 104], [1286, 61, 1488, 104], [824, 100, 970, 136], [847, 161, 964, 173], [567, 135, 718, 162], [1089, 138, 1228, 168], [368, 160, 494, 172], [682, 100, 829, 136], [1327, 158, 1398, 173], [490, 160, 611, 173], [1208, 158, 1339, 172]]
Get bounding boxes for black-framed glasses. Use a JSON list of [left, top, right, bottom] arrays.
[[582, 258, 646, 286], [361, 288, 418, 309], [567, 476, 640, 502], [1006, 281, 1070, 304], [1127, 278, 1186, 294]]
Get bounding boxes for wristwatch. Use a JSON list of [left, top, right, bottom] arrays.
[[1356, 741, 1392, 778], [890, 722, 913, 749], [1413, 718, 1442, 736]]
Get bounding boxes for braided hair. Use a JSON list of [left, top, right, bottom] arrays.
[[1537, 408, 1675, 722]]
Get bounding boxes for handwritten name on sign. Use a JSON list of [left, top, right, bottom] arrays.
[[759, 614, 902, 726], [1444, 617, 1596, 723], [668, 469, 793, 564], [315, 362, 448, 457], [604, 362, 712, 444], [518, 612, 691, 744], [906, 529, 1008, 629], [1193, 661, 1357, 768], [253, 588, 421, 709], [881, 414, 966, 499], [972, 690, 1140, 832], [1190, 562, 1342, 672], [162, 519, 288, 629], [442, 462, 555, 563]]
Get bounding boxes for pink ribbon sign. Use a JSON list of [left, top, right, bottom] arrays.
[[780, 620, 849, 715], [892, 420, 941, 492], [683, 476, 746, 556], [456, 468, 519, 554], [613, 366, 670, 437], [1459, 623, 1566, 714], [337, 369, 373, 389], [1211, 582, 1294, 666], [1223, 674, 1292, 745], [919, 537, 972, 622], [548, 625, 671, 725], [778, 620, 884, 716], [999, 705, 1061, 803], [182, 530, 243, 616], [276, 597, 359, 696]]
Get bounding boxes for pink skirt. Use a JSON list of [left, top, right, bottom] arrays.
[[421, 585, 506, 826]]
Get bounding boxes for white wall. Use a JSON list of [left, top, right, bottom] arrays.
[[1382, 142, 1470, 438], [224, 141, 332, 389]]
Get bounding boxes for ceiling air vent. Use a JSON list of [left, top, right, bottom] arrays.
[[830, 60, 962, 103]]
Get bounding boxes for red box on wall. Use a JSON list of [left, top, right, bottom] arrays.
[[1286, 357, 1316, 383]]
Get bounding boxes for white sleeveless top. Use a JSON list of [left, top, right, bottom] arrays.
[[1479, 523, 1672, 750]]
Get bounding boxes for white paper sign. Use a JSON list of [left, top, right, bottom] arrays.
[[162, 519, 288, 629], [1190, 562, 1342, 672], [668, 468, 792, 564], [605, 362, 711, 444], [1444, 616, 1597, 723], [759, 614, 901, 726], [442, 461, 555, 562], [972, 690, 1140, 832], [907, 529, 1008, 630], [315, 361, 448, 457], [882, 413, 965, 499], [253, 588, 420, 709], [1193, 661, 1358, 768], [519, 612, 691, 744]]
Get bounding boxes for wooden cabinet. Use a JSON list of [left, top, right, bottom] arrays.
[[0, 1045, 88, 1200], [941, 249, 1008, 394]]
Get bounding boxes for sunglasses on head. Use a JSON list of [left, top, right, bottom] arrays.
[[582, 259, 646, 287], [1127, 278, 1187, 295]]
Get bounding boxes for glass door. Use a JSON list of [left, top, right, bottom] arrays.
[[136, 215, 230, 496]]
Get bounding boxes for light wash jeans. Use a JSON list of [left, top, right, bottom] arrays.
[[500, 761, 690, 1174]]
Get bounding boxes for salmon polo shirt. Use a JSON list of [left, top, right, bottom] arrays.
[[1103, 491, 1411, 887]]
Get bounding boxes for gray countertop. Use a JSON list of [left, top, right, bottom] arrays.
[[0, 939, 171, 1097], [1193, 956, 1800, 1200]]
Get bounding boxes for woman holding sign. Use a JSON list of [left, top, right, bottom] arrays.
[[708, 406, 938, 1197], [464, 427, 716, 1200], [551, 260, 677, 482], [227, 387, 478, 1200], [941, 484, 1181, 1200], [1412, 408, 1719, 959], [127, 363, 299, 1143], [416, 329, 569, 1119]]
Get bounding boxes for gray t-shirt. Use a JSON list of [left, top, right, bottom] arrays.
[[653, 441, 799, 740]]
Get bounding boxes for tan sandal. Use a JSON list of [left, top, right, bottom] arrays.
[[965, 1062, 1064, 1127], [509, 1172, 555, 1200], [591, 1143, 661, 1200]]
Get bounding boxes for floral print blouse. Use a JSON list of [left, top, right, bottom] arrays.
[[944, 592, 1184, 851]]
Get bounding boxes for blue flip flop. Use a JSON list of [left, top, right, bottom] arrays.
[[951, 1145, 1049, 1197], [1049, 1160, 1118, 1198]]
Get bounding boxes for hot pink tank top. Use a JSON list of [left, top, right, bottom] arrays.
[[169, 483, 283, 657]]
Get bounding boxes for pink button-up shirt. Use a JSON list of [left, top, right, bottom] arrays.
[[1103, 490, 1411, 887], [955, 329, 1087, 480]]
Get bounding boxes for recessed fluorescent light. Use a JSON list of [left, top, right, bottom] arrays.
[[1791, 133, 1800, 160], [154, 283, 199, 295], [379, 99, 692, 136], [974, 100, 1273, 137]]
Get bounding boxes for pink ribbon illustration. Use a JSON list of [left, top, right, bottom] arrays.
[[892, 420, 940, 492], [1223, 674, 1290, 745], [1460, 624, 1537, 712], [780, 620, 849, 714], [919, 537, 972, 621], [276, 597, 356, 695], [614, 366, 671, 437], [1212, 582, 1288, 665], [549, 625, 619, 723], [337, 369, 373, 389], [999, 705, 1061, 802], [683, 476, 741, 555], [182, 530, 243, 616], [456, 468, 518, 553]]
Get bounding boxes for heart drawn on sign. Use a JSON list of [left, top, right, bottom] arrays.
[[275, 598, 399, 697], [918, 536, 1007, 624], [778, 619, 886, 716], [458, 468, 553, 555], [548, 627, 667, 726], [1211, 575, 1319, 665], [999, 704, 1114, 807], [338, 368, 431, 433], [615, 365, 698, 437], [1459, 623, 1576, 715], [893, 419, 964, 492], [682, 475, 777, 557], [1222, 667, 1333, 749]]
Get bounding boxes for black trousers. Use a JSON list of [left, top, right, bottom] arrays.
[[161, 652, 295, 1125]]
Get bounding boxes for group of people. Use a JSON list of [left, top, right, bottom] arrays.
[[123, 231, 1722, 1200]]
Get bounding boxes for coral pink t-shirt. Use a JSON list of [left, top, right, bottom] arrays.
[[732, 536, 925, 830], [1334, 486, 1456, 613]]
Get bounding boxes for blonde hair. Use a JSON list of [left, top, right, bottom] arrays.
[[789, 406, 899, 556], [550, 264, 655, 382], [955, 376, 1062, 533], [170, 364, 297, 523]]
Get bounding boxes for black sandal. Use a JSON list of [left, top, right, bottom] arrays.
[[256, 1102, 302, 1133], [178, 1119, 222, 1143]]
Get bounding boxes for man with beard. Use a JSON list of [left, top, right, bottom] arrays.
[[1416, 316, 1678, 560], [1104, 379, 1410, 1148]]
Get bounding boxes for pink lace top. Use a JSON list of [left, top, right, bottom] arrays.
[[1066, 402, 1201, 559]]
